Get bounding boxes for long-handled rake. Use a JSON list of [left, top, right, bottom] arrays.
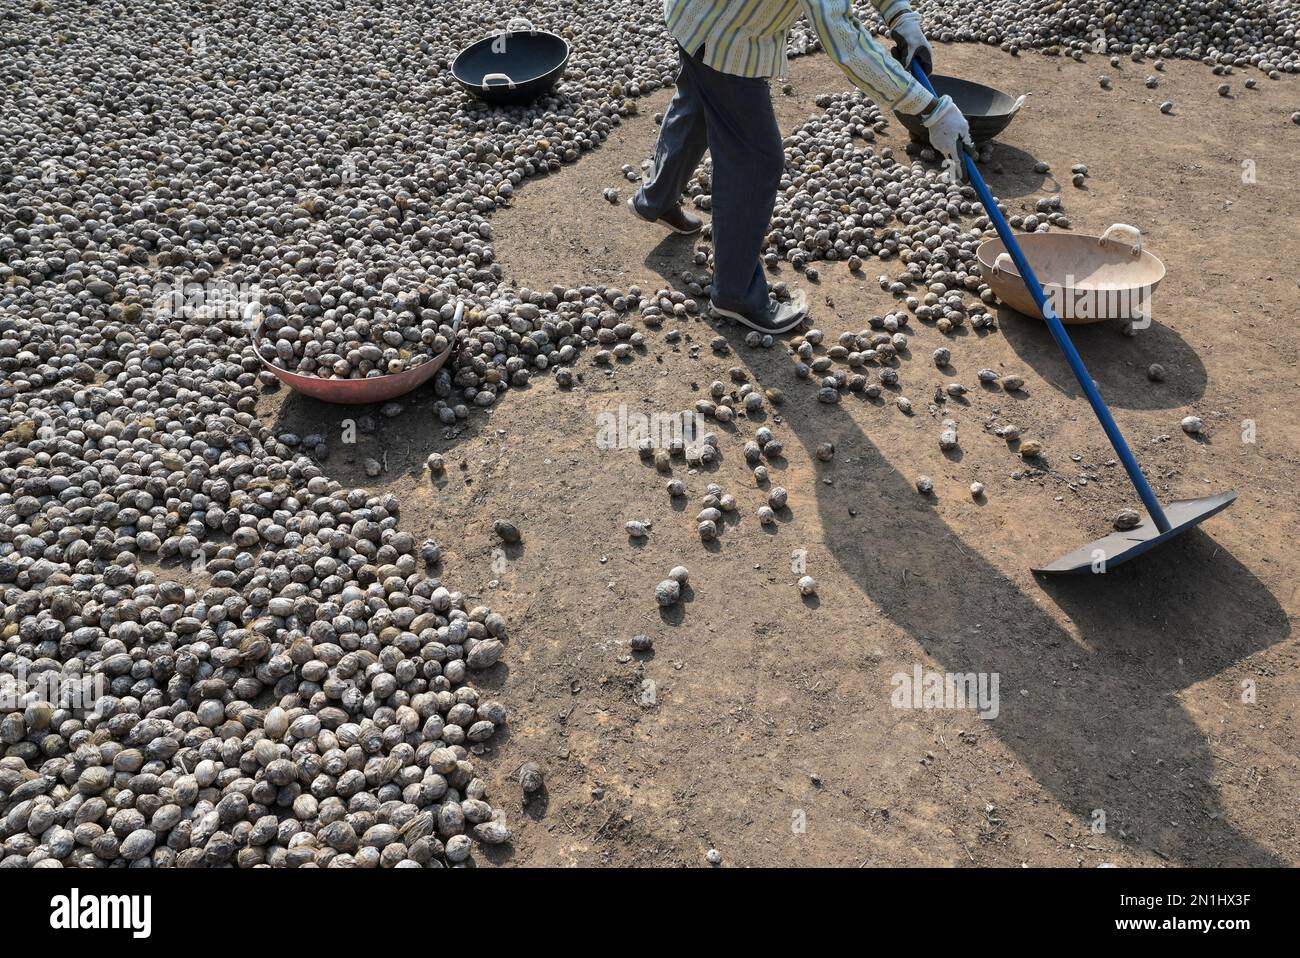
[[909, 62, 1236, 574]]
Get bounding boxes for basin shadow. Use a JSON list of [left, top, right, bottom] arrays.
[[263, 381, 492, 491], [977, 141, 1050, 198], [997, 307, 1208, 409]]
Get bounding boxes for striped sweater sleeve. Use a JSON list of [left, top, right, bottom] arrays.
[[799, 0, 931, 113]]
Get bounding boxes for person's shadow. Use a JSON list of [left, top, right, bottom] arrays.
[[712, 318, 1289, 866]]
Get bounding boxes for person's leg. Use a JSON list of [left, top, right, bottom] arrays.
[[633, 45, 709, 220], [687, 56, 784, 316]]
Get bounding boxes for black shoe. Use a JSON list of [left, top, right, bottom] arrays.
[[628, 196, 703, 235], [710, 298, 808, 334]]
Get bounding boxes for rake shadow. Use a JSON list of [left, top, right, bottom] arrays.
[[715, 319, 1289, 867]]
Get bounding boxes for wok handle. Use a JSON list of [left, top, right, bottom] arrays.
[[909, 60, 1173, 535], [482, 72, 516, 89], [1099, 223, 1143, 256], [504, 17, 534, 33], [1007, 94, 1027, 116]]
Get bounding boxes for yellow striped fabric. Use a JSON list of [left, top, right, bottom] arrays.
[[663, 0, 931, 113]]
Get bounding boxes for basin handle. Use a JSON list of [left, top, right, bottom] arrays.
[[243, 300, 263, 340], [1007, 94, 1027, 117], [1099, 223, 1142, 257], [992, 252, 1016, 276], [482, 72, 517, 90], [505, 17, 535, 33]]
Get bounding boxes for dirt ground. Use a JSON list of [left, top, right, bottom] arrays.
[[258, 44, 1300, 866]]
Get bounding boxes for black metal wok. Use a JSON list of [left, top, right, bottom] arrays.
[[895, 75, 1025, 146], [452, 18, 570, 105]]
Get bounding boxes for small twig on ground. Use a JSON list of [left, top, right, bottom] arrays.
[[591, 810, 619, 841]]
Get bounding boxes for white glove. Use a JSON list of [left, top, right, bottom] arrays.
[[890, 11, 933, 73], [921, 94, 974, 182]]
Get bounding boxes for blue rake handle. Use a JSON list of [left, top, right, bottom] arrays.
[[909, 62, 1171, 533]]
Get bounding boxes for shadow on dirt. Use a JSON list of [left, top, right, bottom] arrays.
[[262, 381, 495, 489], [642, 230, 701, 290], [978, 140, 1051, 199], [714, 318, 1289, 867], [997, 307, 1208, 409]]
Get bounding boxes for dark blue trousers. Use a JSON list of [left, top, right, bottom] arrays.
[[633, 43, 784, 316]]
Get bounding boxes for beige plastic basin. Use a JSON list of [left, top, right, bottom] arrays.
[[977, 223, 1166, 324]]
